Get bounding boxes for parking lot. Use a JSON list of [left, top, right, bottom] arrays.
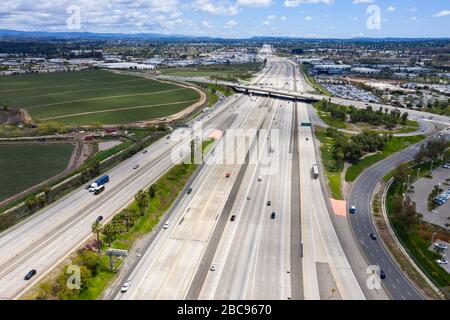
[[409, 166, 450, 230], [429, 241, 450, 274], [320, 82, 380, 102]]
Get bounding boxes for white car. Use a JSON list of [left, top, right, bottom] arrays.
[[163, 222, 170, 230], [210, 264, 217, 272], [257, 176, 263, 182], [437, 259, 449, 265], [121, 280, 131, 293], [435, 243, 448, 250]]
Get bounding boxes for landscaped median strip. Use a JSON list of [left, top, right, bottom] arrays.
[[381, 178, 446, 300], [23, 162, 198, 300]]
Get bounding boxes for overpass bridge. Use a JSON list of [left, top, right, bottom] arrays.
[[156, 75, 450, 126]]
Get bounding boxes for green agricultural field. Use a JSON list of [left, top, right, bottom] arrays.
[[0, 143, 74, 202], [0, 70, 200, 125], [159, 62, 262, 81]]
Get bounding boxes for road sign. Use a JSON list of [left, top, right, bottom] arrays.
[[107, 249, 128, 257]]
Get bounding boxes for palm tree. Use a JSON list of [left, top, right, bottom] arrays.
[[135, 190, 147, 216], [148, 184, 157, 200], [91, 221, 103, 253], [121, 209, 132, 232], [102, 224, 116, 248]]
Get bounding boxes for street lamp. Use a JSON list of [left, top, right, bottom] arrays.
[[402, 182, 407, 196], [430, 160, 434, 172], [417, 168, 421, 180], [431, 232, 437, 245]]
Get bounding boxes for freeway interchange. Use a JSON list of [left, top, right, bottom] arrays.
[[0, 55, 449, 301]]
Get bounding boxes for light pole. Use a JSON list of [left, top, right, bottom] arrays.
[[431, 232, 437, 245], [417, 168, 421, 180], [402, 182, 407, 197], [407, 174, 411, 190], [430, 160, 434, 172]]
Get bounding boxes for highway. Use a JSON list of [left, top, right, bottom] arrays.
[[117, 56, 366, 300], [0, 85, 250, 300], [2, 51, 448, 301]]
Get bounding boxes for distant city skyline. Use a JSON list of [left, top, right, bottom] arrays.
[[0, 0, 449, 38]]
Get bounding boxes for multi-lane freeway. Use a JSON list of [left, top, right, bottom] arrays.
[[1, 51, 449, 301]]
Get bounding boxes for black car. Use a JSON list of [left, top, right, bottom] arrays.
[[187, 188, 192, 195], [370, 233, 377, 240], [271, 212, 276, 219], [96, 216, 104, 223], [267, 201, 272, 206], [24, 269, 37, 281], [230, 215, 236, 222], [380, 270, 386, 280], [85, 184, 92, 190]]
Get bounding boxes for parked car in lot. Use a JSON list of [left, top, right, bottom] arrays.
[[24, 269, 37, 281], [435, 242, 448, 250], [437, 259, 449, 265], [443, 163, 450, 169], [121, 280, 131, 293]]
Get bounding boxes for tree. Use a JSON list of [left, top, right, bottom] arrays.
[[393, 163, 409, 186], [80, 250, 100, 275], [102, 224, 116, 247], [91, 221, 102, 253], [148, 184, 157, 200], [401, 112, 408, 125], [135, 190, 147, 216], [44, 186, 51, 203]]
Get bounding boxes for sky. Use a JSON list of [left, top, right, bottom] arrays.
[[0, 0, 449, 38]]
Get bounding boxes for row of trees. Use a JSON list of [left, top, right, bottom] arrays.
[[414, 139, 449, 164], [392, 194, 420, 234], [327, 127, 390, 164], [317, 100, 410, 129], [91, 184, 158, 252]]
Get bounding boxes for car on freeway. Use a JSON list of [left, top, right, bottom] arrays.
[[271, 212, 276, 220], [226, 173, 231, 178], [85, 184, 92, 190], [349, 206, 357, 214], [142, 150, 148, 154], [133, 164, 140, 170], [187, 187, 193, 195], [435, 242, 448, 250], [210, 264, 217, 272], [370, 233, 377, 240], [306, 137, 309, 141], [258, 176, 263, 182], [24, 269, 37, 281], [247, 195, 251, 200], [379, 270, 386, 280], [163, 222, 170, 230], [96, 216, 104, 223], [230, 215, 236, 222], [437, 259, 449, 265], [121, 280, 132, 293], [267, 201, 272, 206]]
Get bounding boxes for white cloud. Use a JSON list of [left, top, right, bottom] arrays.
[[280, 16, 287, 21], [192, 0, 239, 16], [352, 0, 374, 4], [261, 20, 270, 26], [305, 16, 313, 20], [237, 0, 272, 7], [433, 10, 450, 17], [283, 0, 333, 8], [387, 6, 395, 13], [224, 19, 237, 28]]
